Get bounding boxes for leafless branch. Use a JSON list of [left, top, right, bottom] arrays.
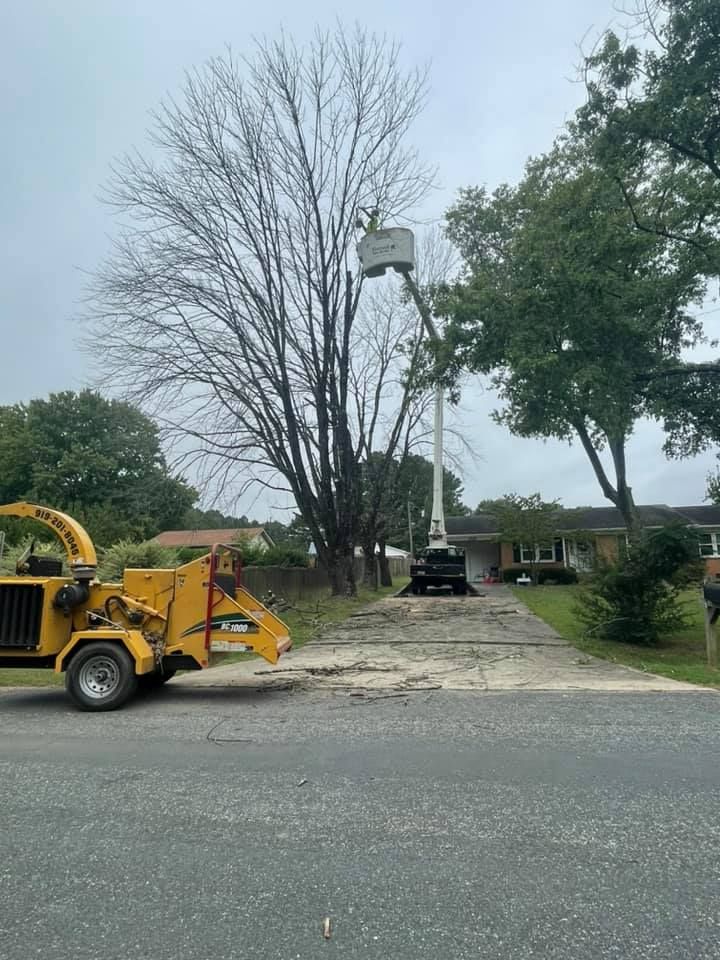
[[84, 27, 433, 594]]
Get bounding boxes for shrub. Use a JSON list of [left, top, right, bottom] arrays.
[[502, 568, 532, 583], [175, 547, 207, 564], [175, 544, 309, 568], [242, 545, 309, 568], [538, 567, 578, 585], [0, 535, 67, 576], [577, 525, 701, 645], [98, 540, 179, 582]]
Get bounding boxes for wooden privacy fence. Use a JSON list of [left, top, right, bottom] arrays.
[[241, 556, 410, 600]]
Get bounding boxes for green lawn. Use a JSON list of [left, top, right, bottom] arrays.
[[0, 579, 408, 686], [0, 668, 63, 688], [512, 584, 720, 688]]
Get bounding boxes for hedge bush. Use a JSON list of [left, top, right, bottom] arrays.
[[577, 525, 703, 645], [502, 567, 578, 584], [175, 544, 308, 567], [538, 567, 578, 585], [98, 540, 179, 582]]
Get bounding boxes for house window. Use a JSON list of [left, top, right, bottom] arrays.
[[699, 533, 720, 558], [512, 539, 564, 564], [519, 544, 535, 563]]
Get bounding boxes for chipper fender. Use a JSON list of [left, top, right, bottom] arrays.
[[55, 628, 156, 676]]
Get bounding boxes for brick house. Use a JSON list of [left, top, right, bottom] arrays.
[[153, 527, 276, 551], [446, 505, 720, 584]]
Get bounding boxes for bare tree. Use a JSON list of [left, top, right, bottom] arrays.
[[86, 27, 433, 595]]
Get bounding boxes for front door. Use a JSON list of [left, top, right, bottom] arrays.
[[566, 539, 594, 572]]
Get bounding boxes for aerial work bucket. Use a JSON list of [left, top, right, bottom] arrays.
[[357, 227, 415, 278]]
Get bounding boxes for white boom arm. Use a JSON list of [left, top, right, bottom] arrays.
[[400, 271, 447, 548]]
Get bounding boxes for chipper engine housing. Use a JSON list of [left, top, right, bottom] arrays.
[[0, 502, 291, 711]]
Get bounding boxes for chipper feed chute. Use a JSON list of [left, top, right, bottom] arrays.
[[167, 545, 291, 666]]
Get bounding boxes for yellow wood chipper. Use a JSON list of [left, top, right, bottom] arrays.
[[0, 502, 291, 711]]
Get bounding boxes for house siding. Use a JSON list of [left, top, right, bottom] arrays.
[[447, 510, 720, 578], [594, 535, 620, 563], [494, 533, 720, 576]]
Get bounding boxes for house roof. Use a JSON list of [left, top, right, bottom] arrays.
[[672, 505, 720, 526], [562, 504, 683, 530], [446, 514, 499, 536], [446, 504, 720, 538], [153, 527, 271, 548]]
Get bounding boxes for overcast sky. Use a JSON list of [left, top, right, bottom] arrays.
[[2, 0, 718, 519]]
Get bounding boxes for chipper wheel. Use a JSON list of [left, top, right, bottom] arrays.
[[65, 641, 138, 712]]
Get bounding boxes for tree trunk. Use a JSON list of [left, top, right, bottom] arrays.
[[318, 541, 358, 597], [362, 538, 379, 590], [327, 551, 357, 596], [378, 539, 392, 587], [608, 437, 641, 542], [615, 484, 640, 543], [573, 420, 643, 540]]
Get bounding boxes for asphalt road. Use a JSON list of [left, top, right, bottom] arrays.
[[1, 684, 719, 959]]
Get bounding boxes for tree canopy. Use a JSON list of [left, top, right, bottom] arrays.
[[579, 0, 720, 264], [0, 391, 196, 545], [576, 0, 720, 468], [383, 453, 469, 553], [87, 27, 431, 595], [441, 140, 707, 534]]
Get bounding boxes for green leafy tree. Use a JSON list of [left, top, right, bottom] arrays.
[[0, 391, 197, 545], [479, 494, 563, 583], [579, 0, 720, 263], [442, 142, 706, 537], [576, 2, 720, 455], [181, 506, 261, 529], [706, 470, 720, 505], [384, 454, 469, 555]]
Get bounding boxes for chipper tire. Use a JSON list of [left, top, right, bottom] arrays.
[[65, 641, 138, 712]]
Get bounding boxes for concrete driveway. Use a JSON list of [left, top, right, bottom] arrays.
[[180, 586, 701, 694]]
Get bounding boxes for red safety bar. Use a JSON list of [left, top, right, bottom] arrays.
[[203, 544, 244, 651]]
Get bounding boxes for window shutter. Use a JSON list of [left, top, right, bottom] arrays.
[[512, 544, 521, 564], [554, 538, 563, 562]]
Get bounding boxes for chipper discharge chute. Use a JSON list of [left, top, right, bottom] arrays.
[[0, 502, 291, 711]]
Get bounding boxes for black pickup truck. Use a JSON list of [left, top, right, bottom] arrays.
[[410, 545, 468, 595]]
